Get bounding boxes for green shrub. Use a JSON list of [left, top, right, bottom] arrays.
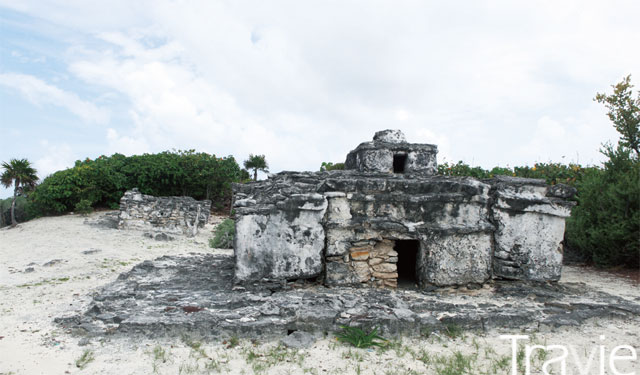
[[566, 76, 639, 267], [320, 162, 345, 171], [74, 199, 93, 215], [209, 219, 235, 249], [335, 325, 387, 348], [1, 196, 35, 228], [29, 150, 243, 216], [566, 145, 639, 267], [438, 160, 590, 186]]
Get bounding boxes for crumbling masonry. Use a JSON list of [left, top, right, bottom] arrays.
[[232, 130, 575, 288], [118, 188, 211, 236]]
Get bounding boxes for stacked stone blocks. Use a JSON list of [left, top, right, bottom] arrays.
[[118, 188, 211, 236]]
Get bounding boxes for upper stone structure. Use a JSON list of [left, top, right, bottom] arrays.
[[345, 130, 438, 175], [232, 130, 575, 289]]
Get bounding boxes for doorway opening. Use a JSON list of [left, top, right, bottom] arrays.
[[393, 154, 407, 173], [395, 239, 419, 287]]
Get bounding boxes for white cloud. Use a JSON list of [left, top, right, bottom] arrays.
[[521, 110, 620, 166], [1, 0, 638, 176], [33, 141, 75, 179], [412, 128, 453, 165], [0, 73, 109, 124]]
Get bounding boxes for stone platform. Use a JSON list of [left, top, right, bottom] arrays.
[[56, 254, 640, 340]]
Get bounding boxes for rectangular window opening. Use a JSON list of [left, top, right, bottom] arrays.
[[395, 239, 419, 288], [393, 154, 407, 173]]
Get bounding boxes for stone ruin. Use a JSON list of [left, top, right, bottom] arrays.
[[63, 131, 640, 340], [118, 188, 211, 237], [232, 130, 576, 288]]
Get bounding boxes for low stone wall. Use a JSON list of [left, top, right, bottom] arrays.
[[118, 189, 211, 236]]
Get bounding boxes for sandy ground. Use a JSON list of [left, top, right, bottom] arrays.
[[0, 212, 638, 375]]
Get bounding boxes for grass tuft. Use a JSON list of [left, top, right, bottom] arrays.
[[75, 349, 95, 369], [335, 326, 387, 349]]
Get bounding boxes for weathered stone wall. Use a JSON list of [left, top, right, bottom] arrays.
[[118, 189, 211, 236], [491, 176, 573, 281], [345, 130, 438, 175], [320, 175, 495, 287], [233, 172, 574, 288]]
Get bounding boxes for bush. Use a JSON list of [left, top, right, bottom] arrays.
[[320, 162, 345, 171], [566, 75, 639, 267], [0, 196, 35, 228], [566, 145, 639, 267], [74, 199, 93, 215], [29, 151, 243, 216], [209, 219, 235, 249], [437, 160, 591, 186]]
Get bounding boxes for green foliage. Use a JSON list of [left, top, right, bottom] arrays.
[[320, 162, 345, 171], [243, 154, 268, 181], [209, 219, 235, 249], [438, 161, 492, 179], [335, 326, 387, 348], [443, 323, 464, 339], [595, 75, 640, 156], [240, 169, 252, 182], [1, 158, 38, 191], [29, 150, 243, 216], [566, 145, 639, 266], [438, 160, 591, 186], [74, 199, 93, 215], [0, 196, 35, 228], [565, 76, 640, 267], [433, 351, 474, 375]]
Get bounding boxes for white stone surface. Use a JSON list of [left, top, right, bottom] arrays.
[[373, 129, 407, 143], [493, 210, 565, 281], [421, 232, 492, 286], [234, 196, 327, 281]]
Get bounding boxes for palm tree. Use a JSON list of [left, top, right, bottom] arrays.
[[1, 158, 38, 227], [243, 154, 269, 181]]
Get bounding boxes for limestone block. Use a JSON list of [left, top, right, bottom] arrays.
[[371, 240, 395, 257], [325, 261, 355, 285], [234, 194, 327, 282], [373, 129, 406, 143], [325, 228, 353, 257], [368, 258, 384, 266], [326, 197, 352, 224], [352, 261, 371, 282], [372, 263, 397, 273], [490, 176, 573, 281], [493, 210, 565, 281], [383, 279, 398, 288], [372, 271, 398, 279], [420, 232, 492, 286], [350, 250, 370, 260]]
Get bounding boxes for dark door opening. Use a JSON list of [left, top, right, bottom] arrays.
[[393, 154, 407, 173], [395, 239, 419, 287]]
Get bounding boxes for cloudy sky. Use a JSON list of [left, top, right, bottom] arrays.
[[1, 1, 638, 198]]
